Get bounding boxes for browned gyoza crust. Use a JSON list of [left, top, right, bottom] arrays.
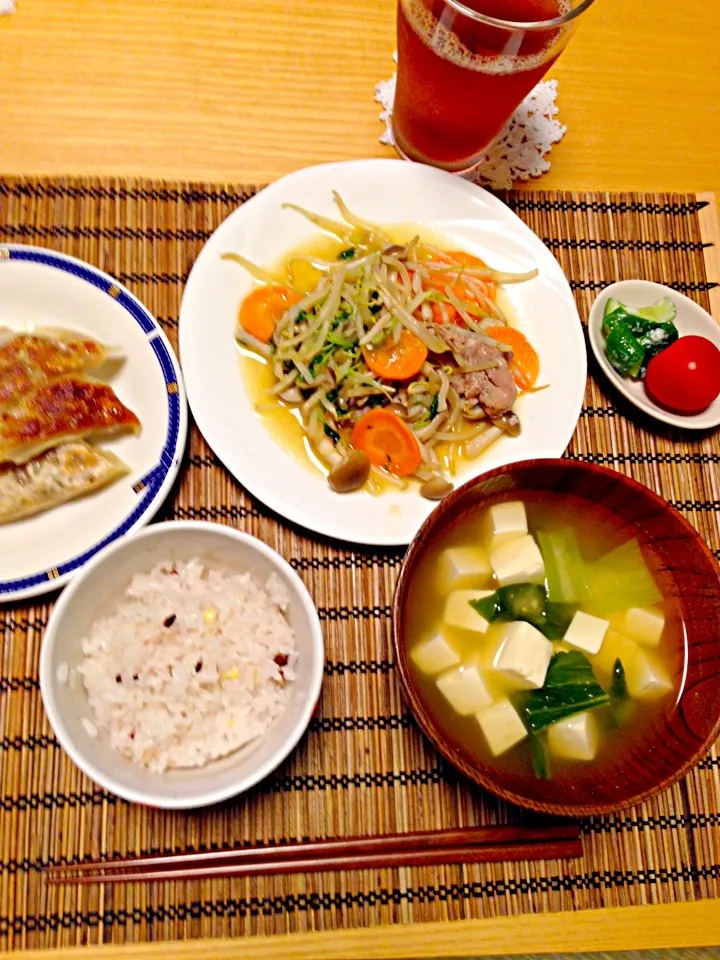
[[0, 376, 141, 465], [0, 331, 109, 409]]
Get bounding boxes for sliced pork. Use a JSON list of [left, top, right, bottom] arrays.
[[436, 325, 517, 419]]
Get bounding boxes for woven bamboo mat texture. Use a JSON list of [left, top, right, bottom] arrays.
[[0, 179, 719, 953]]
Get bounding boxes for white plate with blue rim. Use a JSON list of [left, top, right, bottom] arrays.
[[0, 245, 188, 602], [179, 159, 586, 546]]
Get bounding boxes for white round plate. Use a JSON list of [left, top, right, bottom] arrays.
[[588, 279, 720, 430], [0, 246, 188, 602], [180, 159, 586, 546]]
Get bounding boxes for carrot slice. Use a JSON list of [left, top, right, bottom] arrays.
[[238, 285, 302, 343], [424, 251, 497, 305], [407, 269, 459, 326], [351, 409, 422, 476], [424, 272, 465, 298], [447, 251, 489, 270], [429, 301, 459, 325], [362, 328, 428, 381], [450, 252, 497, 304], [485, 324, 540, 391]]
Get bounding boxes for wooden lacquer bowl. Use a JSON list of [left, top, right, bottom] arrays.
[[393, 459, 720, 817]]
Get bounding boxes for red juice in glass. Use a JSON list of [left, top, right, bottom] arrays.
[[393, 0, 594, 172]]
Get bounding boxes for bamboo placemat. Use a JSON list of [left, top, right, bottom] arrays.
[[0, 179, 719, 954]]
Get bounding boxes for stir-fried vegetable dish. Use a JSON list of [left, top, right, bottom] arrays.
[[225, 193, 541, 498]]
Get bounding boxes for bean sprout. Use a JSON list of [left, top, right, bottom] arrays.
[[225, 193, 539, 494]]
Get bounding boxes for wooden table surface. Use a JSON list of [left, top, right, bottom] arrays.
[[1, 0, 719, 191], [16, 901, 720, 959], [2, 1, 720, 956]]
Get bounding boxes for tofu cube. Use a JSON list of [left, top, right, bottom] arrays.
[[486, 501, 528, 543], [547, 711, 599, 761], [443, 590, 494, 635], [613, 607, 665, 648], [475, 623, 507, 671], [438, 546, 492, 591], [493, 621, 553, 690], [592, 630, 673, 700], [489, 534, 545, 587], [437, 664, 493, 715], [411, 633, 460, 675], [591, 629, 640, 683], [563, 610, 610, 656], [624, 650, 673, 700], [476, 699, 528, 756]]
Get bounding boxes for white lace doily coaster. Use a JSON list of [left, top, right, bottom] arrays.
[[375, 63, 566, 191], [0, 0, 16, 14]]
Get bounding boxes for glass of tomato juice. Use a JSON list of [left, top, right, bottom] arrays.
[[393, 0, 597, 173]]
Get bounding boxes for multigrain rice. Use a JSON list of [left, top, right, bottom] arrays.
[[77, 559, 297, 772]]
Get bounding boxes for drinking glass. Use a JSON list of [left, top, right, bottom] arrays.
[[393, 0, 597, 173]]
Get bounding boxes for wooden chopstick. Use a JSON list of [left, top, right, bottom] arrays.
[[50, 822, 580, 874], [46, 823, 582, 885], [46, 840, 583, 885]]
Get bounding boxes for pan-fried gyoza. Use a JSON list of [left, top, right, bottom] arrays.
[[0, 328, 119, 409], [0, 327, 141, 522], [0, 376, 141, 465], [0, 441, 129, 524]]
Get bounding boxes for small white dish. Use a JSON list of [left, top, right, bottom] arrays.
[[588, 279, 720, 430], [179, 158, 586, 546], [39, 521, 324, 810], [0, 245, 188, 602]]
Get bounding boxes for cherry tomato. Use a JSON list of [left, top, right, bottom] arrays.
[[644, 336, 720, 414]]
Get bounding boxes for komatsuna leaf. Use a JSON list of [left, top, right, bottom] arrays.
[[530, 735, 551, 780], [516, 651, 610, 734], [610, 657, 633, 728], [470, 584, 575, 640], [585, 539, 662, 616], [537, 527, 588, 605], [469, 592, 503, 623]]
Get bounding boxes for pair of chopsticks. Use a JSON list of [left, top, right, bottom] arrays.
[[45, 822, 582, 885]]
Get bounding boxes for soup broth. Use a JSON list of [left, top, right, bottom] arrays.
[[404, 492, 685, 790]]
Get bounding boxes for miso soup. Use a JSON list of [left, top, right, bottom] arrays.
[[404, 494, 684, 789]]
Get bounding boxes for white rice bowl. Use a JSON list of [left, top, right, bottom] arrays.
[[78, 560, 298, 773], [39, 522, 324, 809]]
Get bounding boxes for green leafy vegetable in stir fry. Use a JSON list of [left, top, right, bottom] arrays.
[[224, 193, 541, 497]]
